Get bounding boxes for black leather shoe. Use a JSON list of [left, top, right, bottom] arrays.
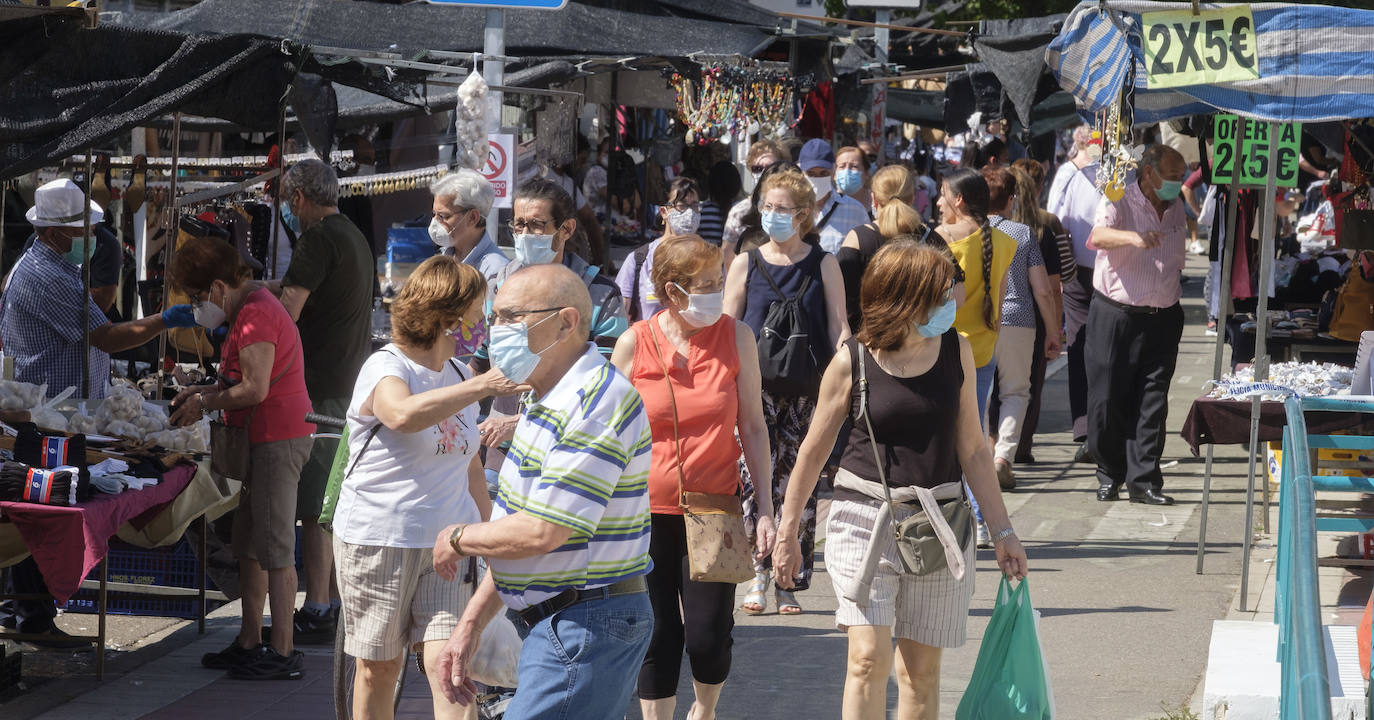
[[1073, 444, 1096, 464], [1129, 490, 1175, 506], [1095, 486, 1120, 501]]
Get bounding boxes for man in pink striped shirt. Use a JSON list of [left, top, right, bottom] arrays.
[[1085, 145, 1188, 506]]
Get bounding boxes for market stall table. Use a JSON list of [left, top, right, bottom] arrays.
[[0, 461, 237, 678]]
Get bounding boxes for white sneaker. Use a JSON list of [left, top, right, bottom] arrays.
[[1189, 241, 1207, 255], [976, 522, 992, 549]]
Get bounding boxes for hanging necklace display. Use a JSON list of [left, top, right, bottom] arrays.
[[669, 63, 808, 145], [1095, 61, 1141, 203]]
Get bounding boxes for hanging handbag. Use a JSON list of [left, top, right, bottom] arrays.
[[209, 346, 298, 481], [646, 321, 755, 585], [1329, 253, 1374, 341], [856, 343, 974, 576]]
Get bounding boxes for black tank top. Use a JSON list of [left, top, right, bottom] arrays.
[[839, 333, 964, 489]]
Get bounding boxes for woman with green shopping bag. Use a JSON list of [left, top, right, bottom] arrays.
[[774, 241, 1028, 720]]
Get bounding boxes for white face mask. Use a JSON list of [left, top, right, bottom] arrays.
[[193, 293, 227, 330], [808, 175, 833, 200], [428, 217, 456, 248], [666, 208, 700, 235], [513, 233, 556, 266], [671, 283, 724, 328]]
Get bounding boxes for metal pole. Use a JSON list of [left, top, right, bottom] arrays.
[[1197, 180, 1242, 574], [1240, 120, 1282, 612], [483, 9, 506, 239], [81, 151, 94, 400], [158, 113, 183, 392], [874, 10, 890, 168], [270, 103, 286, 279]]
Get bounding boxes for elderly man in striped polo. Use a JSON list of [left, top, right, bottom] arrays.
[[431, 262, 653, 717]]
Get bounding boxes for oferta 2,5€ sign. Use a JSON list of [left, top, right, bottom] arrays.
[[1143, 6, 1260, 89]]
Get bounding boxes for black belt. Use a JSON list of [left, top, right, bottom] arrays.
[[515, 576, 647, 628], [1094, 291, 1177, 315]]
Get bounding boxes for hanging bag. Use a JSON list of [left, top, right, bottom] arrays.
[[955, 577, 1054, 720], [1329, 253, 1374, 341], [646, 320, 755, 585], [856, 343, 973, 576], [209, 347, 297, 481]]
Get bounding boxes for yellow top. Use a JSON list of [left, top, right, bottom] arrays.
[[947, 226, 1016, 367]]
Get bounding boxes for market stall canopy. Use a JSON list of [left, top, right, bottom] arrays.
[[970, 15, 1067, 132], [1046, 0, 1374, 124], [150, 0, 804, 64]]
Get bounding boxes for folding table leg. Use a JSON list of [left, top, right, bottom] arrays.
[[96, 558, 107, 680], [198, 515, 207, 635]]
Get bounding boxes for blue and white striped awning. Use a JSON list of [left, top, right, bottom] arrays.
[[1046, 1, 1374, 124]]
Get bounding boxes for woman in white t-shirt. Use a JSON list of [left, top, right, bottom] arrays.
[[332, 256, 526, 720]]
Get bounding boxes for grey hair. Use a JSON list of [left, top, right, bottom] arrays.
[[1140, 144, 1181, 174], [282, 159, 339, 207], [430, 169, 495, 217]]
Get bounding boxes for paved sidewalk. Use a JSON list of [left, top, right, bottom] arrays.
[[3, 253, 1290, 719]]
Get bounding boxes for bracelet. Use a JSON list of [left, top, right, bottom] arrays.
[[990, 527, 1017, 544]]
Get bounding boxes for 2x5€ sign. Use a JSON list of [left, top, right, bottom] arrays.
[[1143, 6, 1260, 89], [1210, 115, 1302, 188]]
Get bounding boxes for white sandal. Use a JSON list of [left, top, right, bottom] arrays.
[[740, 571, 769, 615]]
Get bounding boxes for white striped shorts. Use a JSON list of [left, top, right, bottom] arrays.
[[334, 538, 474, 661], [825, 496, 976, 648]]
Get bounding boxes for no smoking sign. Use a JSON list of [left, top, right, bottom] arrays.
[[482, 133, 515, 209]]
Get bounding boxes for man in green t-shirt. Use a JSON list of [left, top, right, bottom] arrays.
[[269, 158, 373, 640]]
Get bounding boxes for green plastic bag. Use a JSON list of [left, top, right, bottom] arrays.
[[955, 576, 1053, 720], [317, 424, 351, 529]]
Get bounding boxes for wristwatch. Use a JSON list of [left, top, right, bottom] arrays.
[[448, 524, 468, 557], [990, 527, 1017, 544]]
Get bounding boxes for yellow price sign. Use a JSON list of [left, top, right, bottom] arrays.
[[1143, 6, 1260, 89]]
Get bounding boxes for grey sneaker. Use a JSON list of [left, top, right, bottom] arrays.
[[976, 522, 992, 549]]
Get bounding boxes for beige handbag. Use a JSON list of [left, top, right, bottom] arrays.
[[646, 322, 755, 585]]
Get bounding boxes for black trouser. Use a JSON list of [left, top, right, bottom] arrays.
[[0, 557, 57, 632], [638, 513, 736, 700], [1063, 270, 1096, 442], [1085, 294, 1184, 494]]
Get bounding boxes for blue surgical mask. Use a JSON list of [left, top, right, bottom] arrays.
[[487, 311, 560, 383], [513, 233, 556, 266], [1155, 179, 1183, 202], [279, 201, 302, 234], [916, 297, 957, 338], [760, 211, 796, 240], [835, 169, 863, 196], [62, 235, 91, 265]]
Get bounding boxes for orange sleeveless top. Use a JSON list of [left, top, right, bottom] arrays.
[[630, 312, 742, 515]]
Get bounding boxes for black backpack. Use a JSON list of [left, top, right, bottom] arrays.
[[750, 249, 819, 396]]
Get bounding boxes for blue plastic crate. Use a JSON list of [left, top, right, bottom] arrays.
[[386, 227, 438, 263], [64, 538, 222, 620]]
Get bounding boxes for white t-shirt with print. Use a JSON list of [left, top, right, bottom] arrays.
[[334, 345, 482, 548]]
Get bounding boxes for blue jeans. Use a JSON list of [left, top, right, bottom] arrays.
[[506, 590, 654, 720], [971, 360, 998, 525]]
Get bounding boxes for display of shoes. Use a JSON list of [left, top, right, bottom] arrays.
[[227, 645, 305, 681]]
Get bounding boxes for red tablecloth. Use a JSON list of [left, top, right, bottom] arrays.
[[0, 463, 196, 603]]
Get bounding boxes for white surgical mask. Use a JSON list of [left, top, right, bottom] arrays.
[[428, 217, 456, 248], [666, 208, 700, 235], [193, 300, 227, 330], [513, 233, 556, 265], [671, 283, 723, 327], [808, 175, 832, 200]]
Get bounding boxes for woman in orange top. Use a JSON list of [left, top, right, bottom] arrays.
[[611, 235, 773, 720]]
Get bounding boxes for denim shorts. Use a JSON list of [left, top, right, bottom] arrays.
[[505, 590, 653, 720]]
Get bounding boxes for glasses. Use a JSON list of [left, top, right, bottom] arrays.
[[748, 164, 771, 174], [433, 207, 471, 223], [508, 218, 559, 234], [758, 204, 801, 216], [487, 307, 565, 327]]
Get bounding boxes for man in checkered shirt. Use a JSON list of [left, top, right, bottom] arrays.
[[0, 179, 197, 642], [1, 179, 198, 400]]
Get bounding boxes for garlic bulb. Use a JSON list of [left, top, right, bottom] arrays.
[[453, 70, 489, 171]]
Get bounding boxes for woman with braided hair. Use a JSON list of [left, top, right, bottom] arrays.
[[934, 169, 1015, 547]]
